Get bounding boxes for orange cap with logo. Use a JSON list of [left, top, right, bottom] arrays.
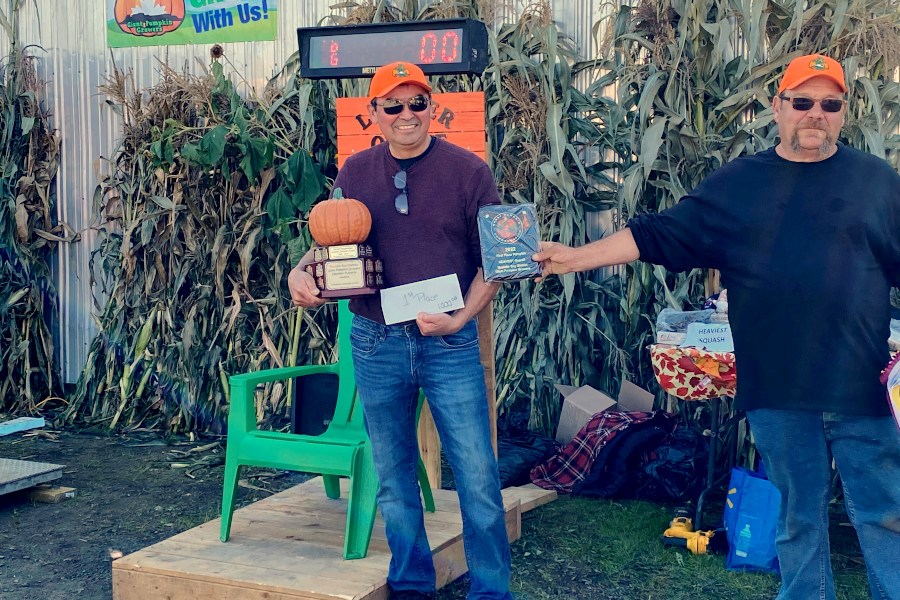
[[778, 54, 848, 94], [369, 61, 432, 100]]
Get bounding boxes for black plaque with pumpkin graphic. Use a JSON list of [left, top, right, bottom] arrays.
[[477, 203, 541, 282]]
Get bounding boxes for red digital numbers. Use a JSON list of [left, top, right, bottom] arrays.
[[421, 33, 437, 62], [419, 31, 460, 64], [330, 40, 339, 66], [441, 31, 459, 62]]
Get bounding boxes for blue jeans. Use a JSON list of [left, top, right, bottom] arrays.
[[350, 315, 513, 600], [746, 410, 900, 600]]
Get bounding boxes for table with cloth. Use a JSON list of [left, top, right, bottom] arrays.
[[649, 344, 738, 527]]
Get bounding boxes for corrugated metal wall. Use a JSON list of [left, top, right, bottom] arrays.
[[5, 1, 609, 383]]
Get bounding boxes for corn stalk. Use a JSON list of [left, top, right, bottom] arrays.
[[62, 57, 332, 433], [0, 1, 63, 415]]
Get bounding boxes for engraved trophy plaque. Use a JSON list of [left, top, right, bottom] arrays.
[[477, 203, 541, 282], [305, 189, 384, 298], [305, 244, 384, 298]]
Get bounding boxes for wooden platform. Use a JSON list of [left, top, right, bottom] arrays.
[[0, 457, 63, 497], [112, 479, 556, 600]]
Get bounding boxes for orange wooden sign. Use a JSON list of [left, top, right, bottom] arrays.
[[335, 91, 487, 168]]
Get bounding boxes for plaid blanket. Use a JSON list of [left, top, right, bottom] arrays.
[[530, 410, 659, 493]]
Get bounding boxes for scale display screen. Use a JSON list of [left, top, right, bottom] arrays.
[[298, 19, 489, 78]]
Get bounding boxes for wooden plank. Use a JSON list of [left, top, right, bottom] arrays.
[[476, 302, 497, 456], [0, 416, 45, 437], [416, 400, 442, 489], [113, 552, 377, 600], [0, 458, 63, 497], [336, 110, 488, 134], [113, 479, 542, 600], [25, 485, 77, 503], [505, 483, 557, 513], [130, 539, 389, 584], [336, 92, 486, 122]]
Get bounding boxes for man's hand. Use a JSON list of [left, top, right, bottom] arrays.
[[416, 311, 462, 337], [288, 265, 327, 309], [532, 241, 578, 278], [532, 230, 640, 279]]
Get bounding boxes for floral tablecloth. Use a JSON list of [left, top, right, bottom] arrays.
[[649, 344, 737, 401]]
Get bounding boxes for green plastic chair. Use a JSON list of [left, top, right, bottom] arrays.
[[220, 300, 434, 559]]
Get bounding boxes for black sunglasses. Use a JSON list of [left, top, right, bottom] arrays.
[[393, 170, 408, 215], [373, 95, 430, 116], [778, 94, 846, 113]]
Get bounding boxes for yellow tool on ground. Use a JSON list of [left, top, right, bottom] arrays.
[[664, 514, 695, 538], [661, 512, 728, 555]]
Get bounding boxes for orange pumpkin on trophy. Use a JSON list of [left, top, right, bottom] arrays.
[[114, 0, 185, 37], [304, 188, 384, 298]]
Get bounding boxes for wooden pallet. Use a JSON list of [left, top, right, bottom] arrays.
[[112, 479, 556, 600], [0, 457, 63, 497]]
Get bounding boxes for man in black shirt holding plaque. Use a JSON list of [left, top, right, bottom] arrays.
[[535, 54, 900, 600]]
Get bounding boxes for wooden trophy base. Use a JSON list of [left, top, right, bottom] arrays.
[[319, 286, 380, 298], [305, 244, 383, 300]]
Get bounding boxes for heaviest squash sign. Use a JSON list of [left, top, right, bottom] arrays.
[[336, 92, 487, 169]]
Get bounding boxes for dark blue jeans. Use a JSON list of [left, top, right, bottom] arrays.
[[350, 315, 513, 600], [747, 410, 900, 600]]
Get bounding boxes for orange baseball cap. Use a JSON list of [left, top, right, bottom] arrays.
[[368, 61, 432, 100], [778, 54, 848, 94]]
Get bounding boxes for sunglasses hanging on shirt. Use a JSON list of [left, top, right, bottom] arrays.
[[393, 170, 408, 215]]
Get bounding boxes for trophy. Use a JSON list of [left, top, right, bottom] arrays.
[[305, 189, 384, 298], [477, 203, 541, 282]]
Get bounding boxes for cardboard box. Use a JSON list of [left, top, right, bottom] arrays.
[[554, 380, 655, 445]]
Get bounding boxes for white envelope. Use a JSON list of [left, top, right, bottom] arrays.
[[380, 274, 465, 325]]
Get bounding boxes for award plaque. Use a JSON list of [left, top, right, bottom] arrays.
[[305, 188, 383, 299], [305, 244, 384, 298], [477, 203, 541, 282]]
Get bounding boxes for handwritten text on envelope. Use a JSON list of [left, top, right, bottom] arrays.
[[380, 275, 465, 325]]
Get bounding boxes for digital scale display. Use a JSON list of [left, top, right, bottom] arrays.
[[298, 18, 489, 78]]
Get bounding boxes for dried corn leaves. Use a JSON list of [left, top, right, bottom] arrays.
[[63, 61, 330, 433], [0, 51, 62, 414]]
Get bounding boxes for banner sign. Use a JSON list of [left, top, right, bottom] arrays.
[[107, 0, 278, 48]]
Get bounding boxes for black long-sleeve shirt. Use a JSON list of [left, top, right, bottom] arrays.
[[630, 145, 900, 415]]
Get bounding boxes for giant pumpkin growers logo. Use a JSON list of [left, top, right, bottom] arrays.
[[115, 0, 185, 37], [809, 56, 829, 70]]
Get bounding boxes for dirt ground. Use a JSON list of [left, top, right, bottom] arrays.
[[0, 427, 869, 600], [0, 428, 311, 600]]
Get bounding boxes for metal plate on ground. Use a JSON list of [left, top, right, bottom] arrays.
[[0, 458, 64, 497]]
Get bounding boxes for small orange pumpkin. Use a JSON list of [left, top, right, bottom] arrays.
[[308, 188, 372, 246], [115, 0, 185, 36]]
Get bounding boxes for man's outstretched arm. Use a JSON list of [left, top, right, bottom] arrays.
[[532, 228, 641, 277]]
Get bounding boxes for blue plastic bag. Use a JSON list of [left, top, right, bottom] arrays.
[[723, 467, 781, 573]]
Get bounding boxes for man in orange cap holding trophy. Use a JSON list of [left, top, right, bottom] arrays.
[[289, 61, 511, 600], [534, 53, 900, 600]]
